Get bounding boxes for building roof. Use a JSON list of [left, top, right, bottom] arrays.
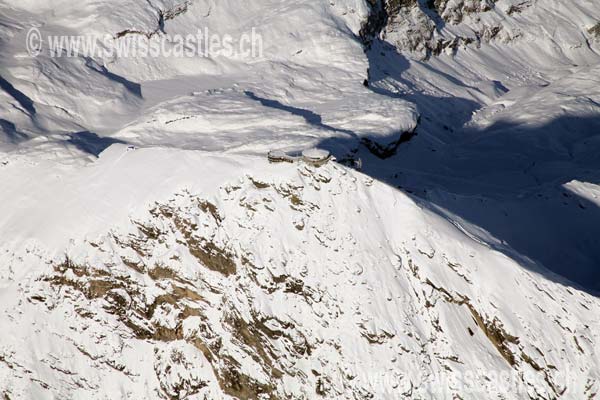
[[301, 148, 330, 160]]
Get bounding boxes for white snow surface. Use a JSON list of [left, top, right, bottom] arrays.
[[1, 0, 600, 398], [1, 145, 599, 399]]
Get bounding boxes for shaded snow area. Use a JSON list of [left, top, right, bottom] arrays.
[[0, 0, 600, 399]]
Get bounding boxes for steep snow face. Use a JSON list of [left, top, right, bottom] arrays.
[[361, 0, 600, 292], [1, 0, 600, 398], [0, 146, 599, 399]]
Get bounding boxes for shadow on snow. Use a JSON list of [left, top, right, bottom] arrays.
[[313, 38, 600, 295], [67, 131, 127, 157]]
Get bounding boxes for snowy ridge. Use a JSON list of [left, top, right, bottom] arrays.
[[1, 0, 600, 398], [1, 146, 599, 399], [364, 0, 600, 295]]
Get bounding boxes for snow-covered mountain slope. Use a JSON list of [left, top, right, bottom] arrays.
[[361, 0, 600, 292], [378, 0, 600, 62], [0, 0, 417, 157], [1, 0, 600, 398], [1, 145, 599, 399]]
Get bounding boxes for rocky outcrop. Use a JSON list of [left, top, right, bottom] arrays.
[[2, 162, 596, 399], [590, 23, 600, 40], [362, 0, 525, 58]]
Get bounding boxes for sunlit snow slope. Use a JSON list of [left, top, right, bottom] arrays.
[[1, 0, 600, 399], [0, 0, 417, 157]]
